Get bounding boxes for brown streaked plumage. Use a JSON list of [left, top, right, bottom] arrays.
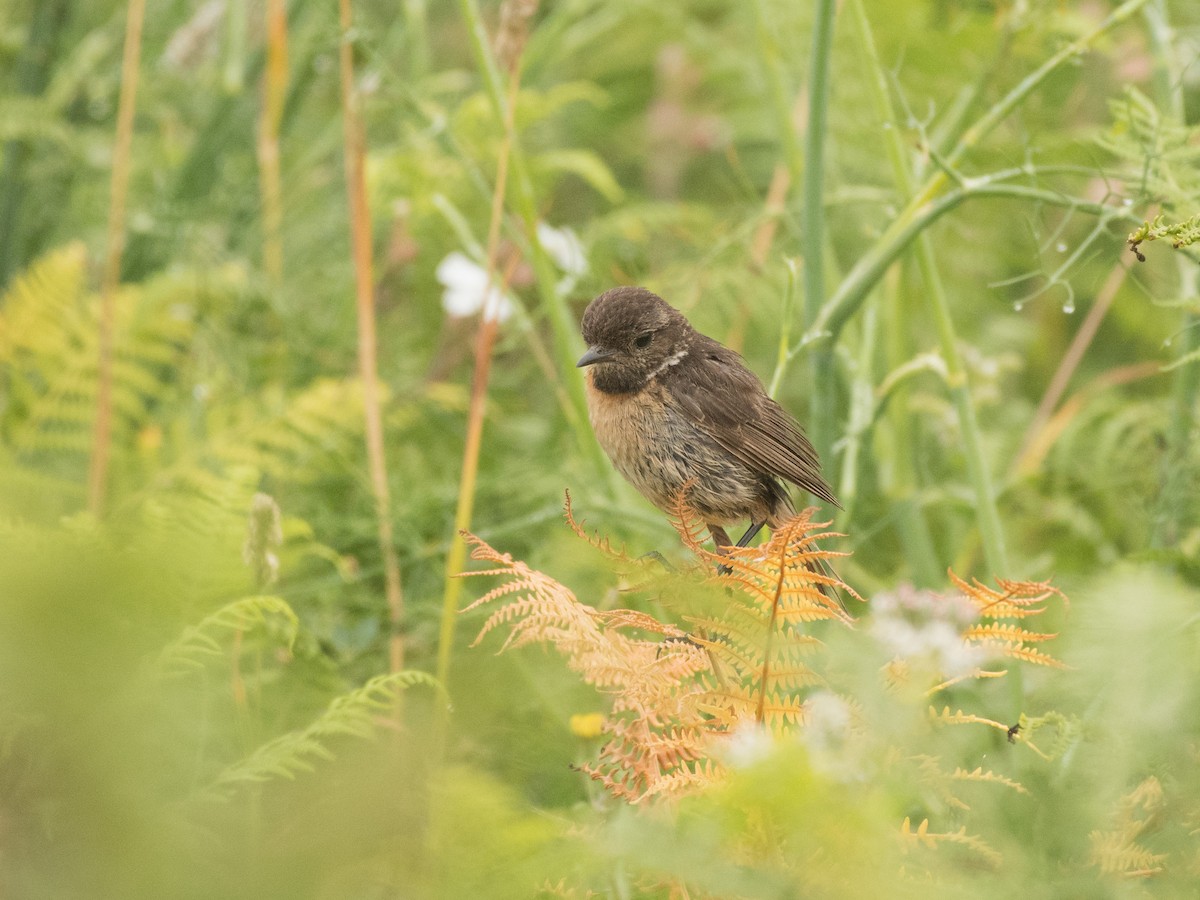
[[577, 285, 837, 550]]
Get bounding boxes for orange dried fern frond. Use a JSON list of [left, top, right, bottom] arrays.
[[680, 511, 858, 729], [461, 498, 859, 802], [563, 489, 637, 564], [891, 572, 1069, 699], [951, 572, 1067, 671], [460, 531, 717, 802], [950, 571, 1067, 619]]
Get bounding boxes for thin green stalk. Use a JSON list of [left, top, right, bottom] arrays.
[[0, 0, 71, 287], [884, 277, 942, 587], [847, 0, 1008, 580], [802, 0, 839, 462], [836, 297, 879, 523], [437, 33, 527, 693], [404, 0, 430, 80], [750, 0, 804, 181], [848, 0, 938, 587], [223, 0, 248, 92], [793, 0, 1153, 356], [1145, 0, 1200, 547], [455, 0, 612, 483], [768, 259, 799, 400], [796, 178, 1139, 356]]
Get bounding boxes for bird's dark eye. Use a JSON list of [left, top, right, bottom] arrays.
[[634, 332, 653, 349]]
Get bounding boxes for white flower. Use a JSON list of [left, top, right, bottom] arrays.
[[536, 223, 587, 291], [718, 721, 774, 769], [435, 252, 514, 323], [800, 691, 866, 782], [869, 584, 985, 677]]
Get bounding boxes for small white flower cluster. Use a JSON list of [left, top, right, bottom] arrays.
[[436, 252, 514, 322], [436, 223, 587, 323], [718, 693, 864, 782], [719, 721, 775, 769], [869, 584, 984, 678]]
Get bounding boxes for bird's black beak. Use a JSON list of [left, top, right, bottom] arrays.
[[576, 346, 616, 368]]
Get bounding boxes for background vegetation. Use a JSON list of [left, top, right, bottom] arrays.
[[1, 0, 1198, 896]]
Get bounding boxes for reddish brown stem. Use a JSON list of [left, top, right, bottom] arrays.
[[87, 0, 146, 515], [339, 0, 404, 672]]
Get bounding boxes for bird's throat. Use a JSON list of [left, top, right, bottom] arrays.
[[589, 365, 643, 395]]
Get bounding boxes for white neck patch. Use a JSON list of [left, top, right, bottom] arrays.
[[645, 348, 688, 382]]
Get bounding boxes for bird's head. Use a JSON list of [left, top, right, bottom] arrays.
[[577, 287, 692, 393]]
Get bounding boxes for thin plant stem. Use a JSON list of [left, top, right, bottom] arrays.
[[837, 297, 879, 523], [750, 163, 791, 270], [803, 0, 838, 462], [750, 0, 804, 182], [87, 0, 146, 516], [223, 0, 248, 92], [436, 37, 527, 692], [793, 0, 1152, 357], [768, 259, 798, 400], [1013, 363, 1161, 477], [1144, 0, 1200, 547], [455, 0, 613, 484], [257, 0, 288, 285], [1012, 256, 1132, 475], [0, 0, 71, 287], [848, 0, 939, 586], [850, 0, 1009, 587], [795, 179, 1140, 357], [404, 0, 429, 81], [338, 0, 405, 673]]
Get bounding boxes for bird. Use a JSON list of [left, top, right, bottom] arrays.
[[576, 285, 838, 553]]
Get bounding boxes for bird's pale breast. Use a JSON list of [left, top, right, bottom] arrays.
[[584, 371, 773, 526]]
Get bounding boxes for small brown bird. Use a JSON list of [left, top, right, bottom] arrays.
[[577, 286, 838, 551]]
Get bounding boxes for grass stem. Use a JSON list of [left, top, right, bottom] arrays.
[[339, 0, 405, 673], [802, 0, 838, 463], [87, 0, 146, 516]]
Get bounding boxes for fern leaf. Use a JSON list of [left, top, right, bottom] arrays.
[[962, 623, 1057, 643], [998, 644, 1068, 669], [900, 818, 1002, 868], [928, 706, 1010, 734], [951, 766, 1029, 795], [199, 671, 441, 800], [156, 596, 298, 677]]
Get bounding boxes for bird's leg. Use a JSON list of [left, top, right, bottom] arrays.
[[735, 521, 765, 548], [708, 524, 736, 575], [708, 524, 734, 549]]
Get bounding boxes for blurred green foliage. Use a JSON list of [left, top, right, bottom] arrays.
[[1, 0, 1199, 895]]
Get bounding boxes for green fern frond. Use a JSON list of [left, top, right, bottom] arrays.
[[0, 242, 88, 364], [1016, 711, 1081, 762], [0, 249, 230, 476], [1101, 88, 1200, 200], [199, 670, 441, 800], [156, 595, 299, 677], [177, 377, 374, 486]]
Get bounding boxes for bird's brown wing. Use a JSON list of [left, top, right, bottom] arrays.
[[666, 336, 839, 508]]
